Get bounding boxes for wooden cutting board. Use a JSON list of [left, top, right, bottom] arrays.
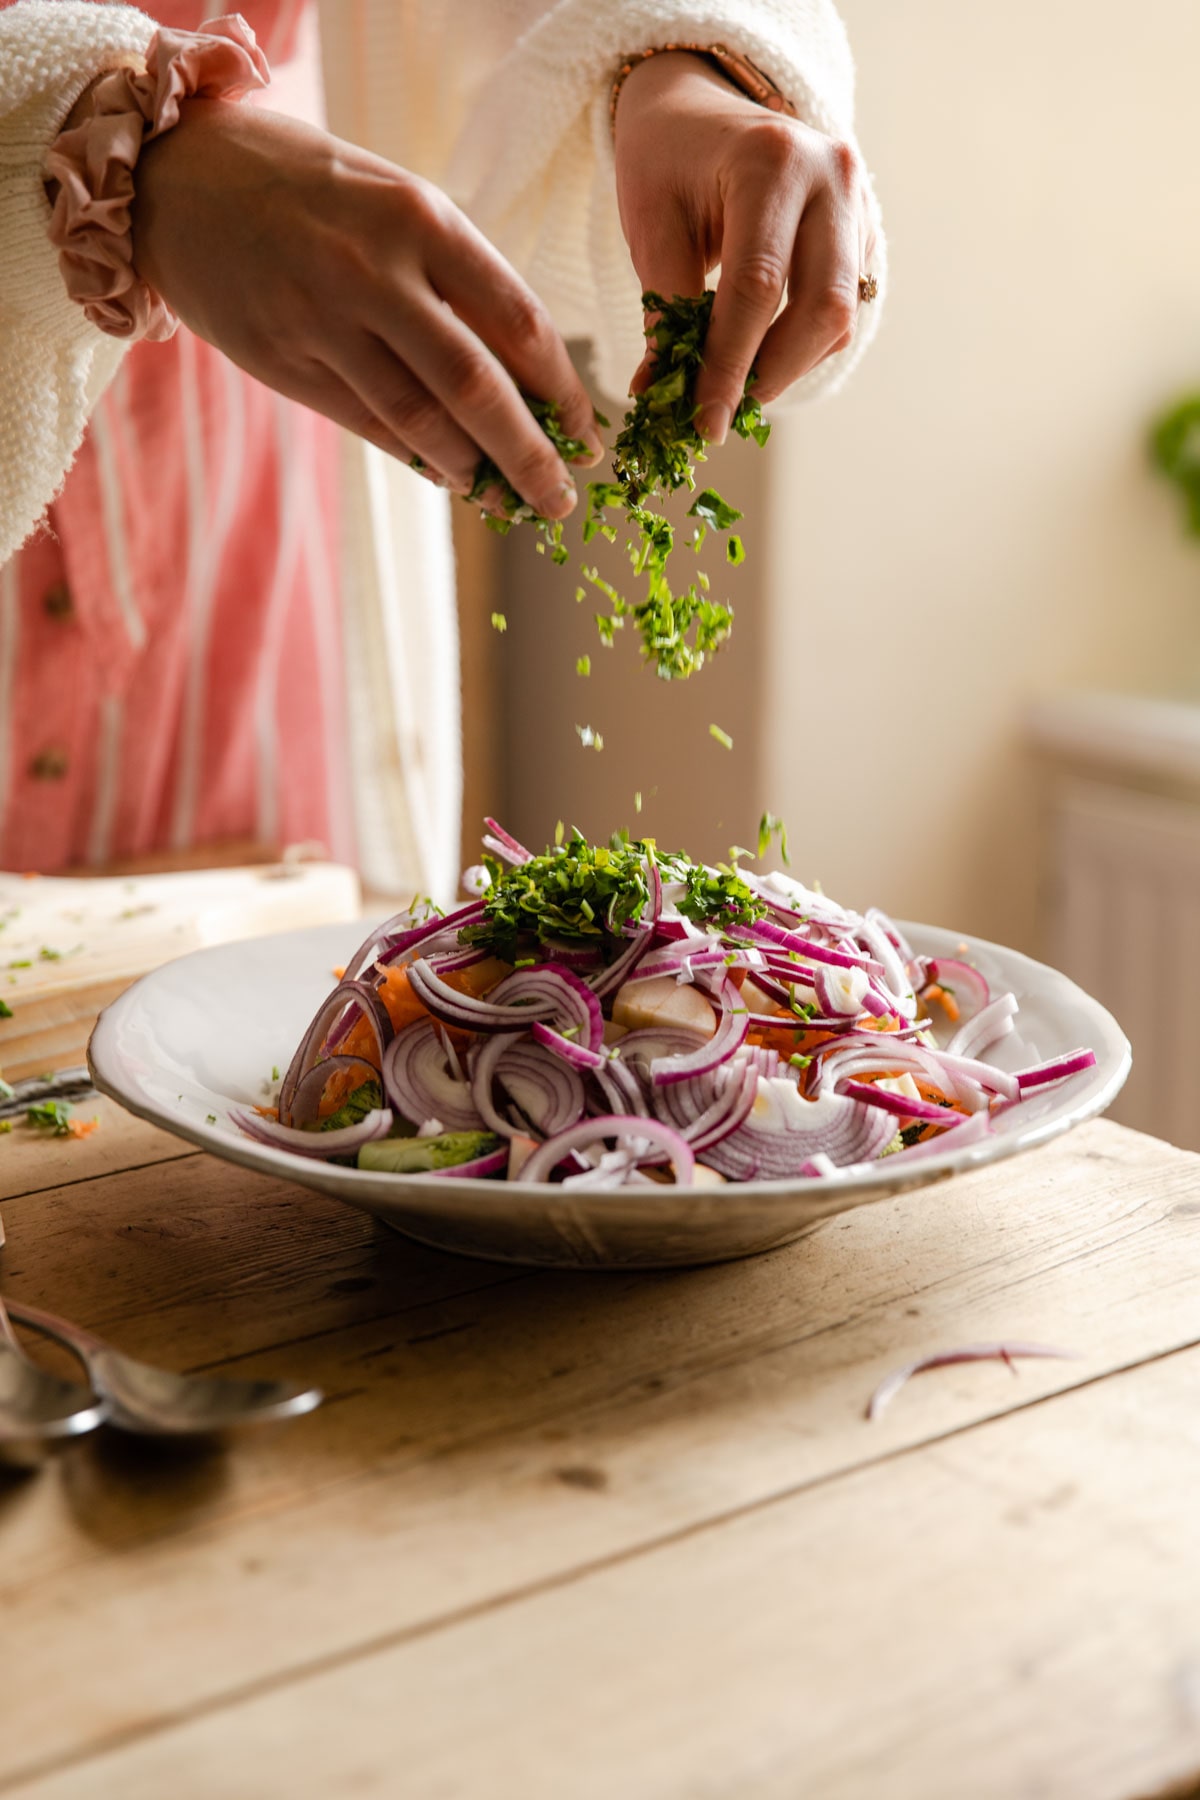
[[0, 860, 361, 1081]]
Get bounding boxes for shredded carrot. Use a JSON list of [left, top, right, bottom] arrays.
[[373, 965, 430, 1032], [66, 1116, 99, 1139], [317, 1066, 361, 1117], [924, 983, 960, 1023], [253, 1104, 280, 1120], [745, 1023, 837, 1058]]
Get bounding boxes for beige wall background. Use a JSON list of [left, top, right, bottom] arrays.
[[487, 0, 1200, 949]]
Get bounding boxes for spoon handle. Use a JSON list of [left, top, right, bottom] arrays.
[[3, 1297, 107, 1361], [0, 1293, 22, 1354]]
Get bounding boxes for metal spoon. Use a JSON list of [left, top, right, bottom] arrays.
[[3, 1299, 323, 1438], [0, 1297, 107, 1467]]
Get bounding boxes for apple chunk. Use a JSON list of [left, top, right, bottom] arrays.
[[611, 975, 717, 1039]]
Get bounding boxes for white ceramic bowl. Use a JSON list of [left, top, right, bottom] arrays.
[[89, 920, 1131, 1269]]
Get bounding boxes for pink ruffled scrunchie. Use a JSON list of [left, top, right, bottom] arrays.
[[45, 14, 270, 343]]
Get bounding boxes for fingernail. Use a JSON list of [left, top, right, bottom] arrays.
[[539, 478, 577, 520], [701, 403, 731, 447]]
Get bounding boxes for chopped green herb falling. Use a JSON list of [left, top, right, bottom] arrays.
[[466, 292, 769, 682]]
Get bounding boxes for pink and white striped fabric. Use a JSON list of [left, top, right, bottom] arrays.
[[0, 0, 353, 871]]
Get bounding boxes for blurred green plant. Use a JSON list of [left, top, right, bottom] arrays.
[[1150, 394, 1200, 536]]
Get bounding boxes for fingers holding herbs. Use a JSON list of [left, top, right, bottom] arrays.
[[612, 50, 877, 440], [131, 101, 597, 517]]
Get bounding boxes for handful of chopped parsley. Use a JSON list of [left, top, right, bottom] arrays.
[[460, 828, 767, 962], [468, 292, 769, 682]]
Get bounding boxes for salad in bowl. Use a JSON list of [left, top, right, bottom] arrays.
[[233, 822, 1097, 1194]]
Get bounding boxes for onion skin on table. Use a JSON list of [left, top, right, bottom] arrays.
[[865, 1342, 1078, 1422]]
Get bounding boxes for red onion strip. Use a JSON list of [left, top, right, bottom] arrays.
[[230, 1105, 392, 1159], [866, 1342, 1078, 1422], [1014, 1048, 1098, 1091], [519, 1115, 695, 1186]]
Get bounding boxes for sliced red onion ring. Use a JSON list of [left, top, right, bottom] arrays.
[[591, 1057, 650, 1119], [866, 906, 917, 966], [289, 1055, 381, 1129], [323, 977, 395, 1059], [1013, 1047, 1097, 1091], [482, 817, 533, 864], [946, 992, 1018, 1059], [232, 1105, 392, 1159], [609, 1026, 709, 1067], [628, 944, 729, 983], [519, 1115, 695, 1187], [840, 1080, 967, 1128], [798, 1153, 838, 1178], [731, 921, 873, 972], [654, 1059, 759, 1152], [425, 946, 492, 978], [856, 915, 917, 1020], [812, 963, 870, 1018], [492, 964, 604, 1051], [406, 958, 556, 1033], [812, 1037, 991, 1106], [350, 900, 484, 980], [470, 1034, 586, 1139], [383, 1020, 484, 1131], [884, 1107, 993, 1162], [701, 1078, 895, 1180], [560, 1149, 640, 1191], [933, 1050, 1020, 1103], [530, 1020, 607, 1070], [651, 977, 747, 1088], [920, 957, 990, 1025], [279, 978, 394, 1125]]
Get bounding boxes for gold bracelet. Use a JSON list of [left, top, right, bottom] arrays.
[[610, 43, 798, 135]]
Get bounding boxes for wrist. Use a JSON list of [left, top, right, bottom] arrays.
[[43, 19, 270, 343], [611, 45, 796, 136]]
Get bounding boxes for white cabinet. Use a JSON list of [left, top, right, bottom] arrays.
[[1029, 693, 1200, 1150]]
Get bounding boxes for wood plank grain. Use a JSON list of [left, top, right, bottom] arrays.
[[0, 1153, 516, 1368], [1, 1096, 193, 1202], [1, 1121, 1199, 1790], [0, 863, 360, 1081], [15, 1346, 1200, 1800]]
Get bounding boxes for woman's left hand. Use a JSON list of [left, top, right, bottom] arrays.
[[613, 51, 877, 441]]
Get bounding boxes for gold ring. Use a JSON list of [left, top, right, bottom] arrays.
[[858, 273, 878, 304]]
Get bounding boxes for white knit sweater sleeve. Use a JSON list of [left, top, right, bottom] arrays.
[[0, 0, 157, 568], [441, 0, 886, 404]]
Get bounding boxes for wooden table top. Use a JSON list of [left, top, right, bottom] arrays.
[[3, 1106, 1200, 1800]]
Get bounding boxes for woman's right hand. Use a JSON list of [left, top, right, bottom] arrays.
[[132, 100, 602, 517]]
